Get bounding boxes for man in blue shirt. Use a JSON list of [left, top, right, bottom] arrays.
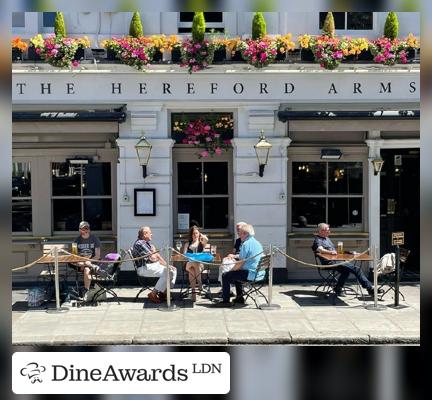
[[213, 223, 263, 307], [313, 222, 379, 297]]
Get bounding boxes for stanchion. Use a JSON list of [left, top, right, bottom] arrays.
[[159, 245, 179, 312], [259, 244, 281, 310], [46, 246, 69, 314], [388, 244, 409, 309], [365, 244, 386, 311]]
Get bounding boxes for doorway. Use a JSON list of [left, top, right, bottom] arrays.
[[380, 149, 420, 273]]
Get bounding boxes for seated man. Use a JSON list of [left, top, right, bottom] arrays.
[[132, 226, 177, 304], [71, 221, 101, 300], [217, 221, 247, 290], [214, 223, 263, 307], [312, 222, 379, 297]]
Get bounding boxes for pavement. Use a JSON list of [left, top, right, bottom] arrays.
[[12, 283, 420, 345]]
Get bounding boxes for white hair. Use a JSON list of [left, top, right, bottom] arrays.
[[236, 221, 247, 228], [317, 223, 329, 231], [240, 223, 255, 236]]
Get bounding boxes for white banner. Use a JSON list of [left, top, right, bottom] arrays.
[[13, 351, 230, 394]]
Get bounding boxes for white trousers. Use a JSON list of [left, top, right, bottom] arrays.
[[137, 261, 177, 292]]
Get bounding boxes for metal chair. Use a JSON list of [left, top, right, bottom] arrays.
[[238, 254, 271, 308], [89, 254, 122, 304], [378, 248, 410, 301], [127, 248, 159, 301], [314, 254, 341, 296]]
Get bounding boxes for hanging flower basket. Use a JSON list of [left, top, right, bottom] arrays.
[[180, 38, 215, 73], [238, 38, 278, 68], [11, 37, 28, 61]]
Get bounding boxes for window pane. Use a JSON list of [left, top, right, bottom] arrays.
[[178, 198, 202, 229], [292, 162, 326, 194], [12, 12, 25, 27], [83, 163, 111, 196], [204, 162, 228, 194], [292, 198, 326, 228], [328, 198, 362, 228], [43, 12, 56, 27], [319, 12, 345, 30], [204, 198, 228, 229], [347, 12, 373, 30], [12, 200, 32, 232], [328, 162, 363, 194], [52, 163, 81, 196], [179, 12, 223, 22], [179, 12, 195, 22], [178, 163, 202, 195], [12, 162, 31, 197], [53, 199, 81, 231], [84, 199, 112, 231]]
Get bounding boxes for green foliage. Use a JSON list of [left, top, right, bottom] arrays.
[[192, 12, 206, 42], [384, 12, 399, 40], [129, 11, 143, 38], [252, 12, 267, 40], [54, 12, 66, 38], [322, 12, 335, 38]]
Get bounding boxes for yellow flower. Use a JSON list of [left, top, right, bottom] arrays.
[[30, 34, 44, 48], [406, 33, 419, 48]]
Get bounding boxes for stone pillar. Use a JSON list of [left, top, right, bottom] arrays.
[[366, 132, 384, 261]]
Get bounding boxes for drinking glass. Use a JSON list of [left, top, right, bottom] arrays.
[[175, 240, 182, 252], [210, 245, 217, 255]]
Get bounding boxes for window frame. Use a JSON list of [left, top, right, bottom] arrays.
[[319, 12, 374, 32], [177, 12, 225, 34], [12, 160, 33, 235], [288, 151, 368, 232], [12, 12, 26, 28]]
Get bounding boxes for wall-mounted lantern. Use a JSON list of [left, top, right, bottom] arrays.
[[134, 135, 152, 179], [254, 130, 272, 177]]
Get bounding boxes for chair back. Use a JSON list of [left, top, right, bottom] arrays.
[[251, 254, 271, 282], [399, 248, 410, 265]]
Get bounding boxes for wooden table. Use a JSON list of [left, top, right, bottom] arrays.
[[318, 253, 373, 262], [37, 254, 88, 264]]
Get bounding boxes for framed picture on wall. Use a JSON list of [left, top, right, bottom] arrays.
[[134, 189, 156, 216]]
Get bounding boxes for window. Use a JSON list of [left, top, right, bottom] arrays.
[[43, 12, 56, 27], [178, 12, 224, 33], [319, 12, 373, 30], [177, 161, 229, 230], [12, 162, 32, 232], [51, 162, 112, 231], [291, 162, 363, 229], [12, 12, 25, 28]]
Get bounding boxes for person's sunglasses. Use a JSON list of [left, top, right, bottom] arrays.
[[80, 227, 89, 231]]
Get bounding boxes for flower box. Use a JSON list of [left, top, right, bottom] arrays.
[[300, 48, 314, 61], [357, 49, 373, 61], [153, 49, 163, 62], [12, 49, 23, 61], [73, 47, 85, 61], [275, 50, 287, 61], [27, 45, 41, 61], [230, 50, 243, 62], [406, 47, 416, 60], [171, 48, 182, 62], [106, 48, 117, 60]]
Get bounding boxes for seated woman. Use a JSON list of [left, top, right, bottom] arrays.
[[182, 225, 208, 302]]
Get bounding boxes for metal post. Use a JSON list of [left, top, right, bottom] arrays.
[[46, 246, 69, 313], [388, 244, 407, 309], [259, 244, 281, 310], [365, 244, 386, 311], [159, 245, 179, 312]]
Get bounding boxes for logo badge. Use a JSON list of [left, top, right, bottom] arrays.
[[20, 362, 46, 384]]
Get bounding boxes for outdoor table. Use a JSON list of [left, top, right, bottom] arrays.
[[171, 253, 222, 301]]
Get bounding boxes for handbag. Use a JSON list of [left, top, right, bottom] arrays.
[[185, 252, 214, 262]]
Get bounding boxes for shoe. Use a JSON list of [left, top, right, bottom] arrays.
[[148, 291, 161, 304], [367, 287, 385, 296], [212, 300, 232, 308], [333, 289, 346, 297], [158, 291, 167, 301], [191, 292, 197, 302], [232, 296, 245, 304], [82, 288, 89, 302]]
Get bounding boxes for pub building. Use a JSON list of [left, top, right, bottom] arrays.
[[11, 12, 420, 282]]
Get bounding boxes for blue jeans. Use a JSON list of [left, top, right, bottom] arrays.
[[222, 269, 249, 302], [330, 261, 372, 292]]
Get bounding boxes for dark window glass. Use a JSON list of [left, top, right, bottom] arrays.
[[12, 200, 32, 232], [292, 198, 326, 228], [328, 198, 362, 228], [83, 163, 111, 196], [12, 163, 31, 197], [328, 162, 363, 194], [52, 163, 81, 196], [204, 198, 229, 229], [319, 12, 345, 30], [84, 199, 112, 231], [178, 163, 202, 195], [204, 163, 228, 195], [347, 12, 373, 30], [43, 12, 56, 27], [12, 12, 25, 27], [178, 198, 203, 229], [178, 27, 224, 33], [292, 162, 326, 194], [53, 199, 81, 231], [179, 12, 223, 23]]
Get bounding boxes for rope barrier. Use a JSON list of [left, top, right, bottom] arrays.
[[274, 247, 371, 268]]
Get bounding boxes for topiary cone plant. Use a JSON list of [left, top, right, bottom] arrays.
[[129, 11, 144, 38], [252, 12, 267, 40], [384, 11, 399, 40], [54, 12, 66, 38], [322, 12, 335, 38], [192, 12, 206, 42]]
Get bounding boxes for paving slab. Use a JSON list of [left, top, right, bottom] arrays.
[[12, 283, 420, 345]]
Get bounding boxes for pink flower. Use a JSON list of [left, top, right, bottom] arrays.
[[200, 150, 209, 158], [72, 60, 79, 67], [215, 148, 222, 155]]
